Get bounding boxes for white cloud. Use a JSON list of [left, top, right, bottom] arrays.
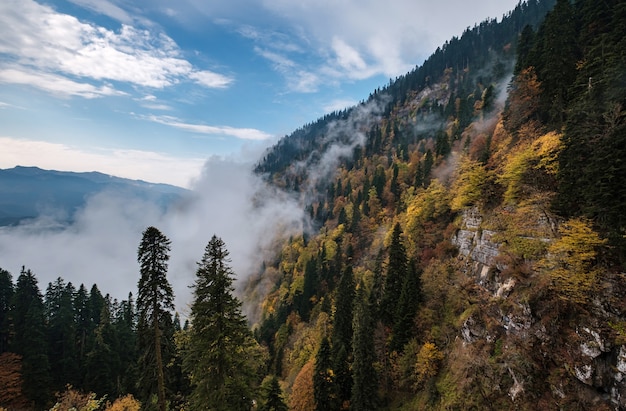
[[259, 0, 519, 80], [322, 98, 358, 113], [254, 47, 296, 71], [0, 67, 126, 99], [188, 70, 233, 88], [332, 37, 367, 73], [0, 0, 232, 95], [145, 115, 273, 141], [0, 136, 204, 188], [66, 0, 133, 23]]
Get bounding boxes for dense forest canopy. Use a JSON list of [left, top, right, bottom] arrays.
[[3, 0, 626, 409]]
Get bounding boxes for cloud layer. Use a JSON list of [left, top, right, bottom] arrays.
[[0, 155, 305, 318], [0, 0, 232, 97]]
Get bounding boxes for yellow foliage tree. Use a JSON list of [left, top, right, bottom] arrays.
[[498, 132, 562, 205], [499, 145, 534, 204], [49, 386, 103, 411], [450, 156, 490, 211], [532, 131, 562, 176], [414, 342, 445, 389], [105, 395, 141, 411], [540, 218, 607, 305], [404, 180, 451, 256]]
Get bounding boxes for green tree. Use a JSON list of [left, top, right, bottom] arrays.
[[183, 235, 259, 410], [332, 265, 355, 408], [85, 303, 119, 397], [11, 267, 51, 408], [259, 376, 288, 411], [313, 337, 336, 411], [45, 278, 79, 391], [351, 284, 378, 410], [0, 268, 13, 354], [390, 260, 422, 352], [380, 223, 408, 326], [73, 284, 90, 381], [298, 258, 318, 321], [113, 293, 139, 395], [136, 226, 174, 411]]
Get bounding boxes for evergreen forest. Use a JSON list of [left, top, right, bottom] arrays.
[[2, 0, 626, 409]]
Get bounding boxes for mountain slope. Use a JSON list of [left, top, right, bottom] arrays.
[[246, 0, 626, 409], [0, 166, 186, 226]]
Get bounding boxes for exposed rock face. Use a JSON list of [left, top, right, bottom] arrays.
[[452, 206, 626, 409], [453, 207, 500, 267]]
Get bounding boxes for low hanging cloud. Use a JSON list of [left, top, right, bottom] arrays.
[[0, 0, 232, 96], [0, 155, 305, 318]]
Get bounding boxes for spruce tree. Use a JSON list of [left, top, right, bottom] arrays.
[[390, 260, 422, 352], [137, 226, 174, 411], [12, 267, 51, 408], [380, 223, 408, 326], [0, 268, 13, 354], [85, 303, 119, 397], [113, 293, 138, 395], [313, 337, 336, 411], [259, 376, 288, 411], [351, 283, 378, 410], [183, 235, 258, 410], [332, 265, 355, 408], [45, 278, 79, 390], [73, 284, 90, 378], [299, 258, 318, 321]]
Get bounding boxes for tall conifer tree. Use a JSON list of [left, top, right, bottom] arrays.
[[380, 223, 408, 326], [332, 265, 355, 408], [12, 267, 51, 408], [183, 235, 258, 410], [314, 337, 336, 411], [137, 226, 174, 411], [0, 268, 13, 354], [351, 283, 378, 410]]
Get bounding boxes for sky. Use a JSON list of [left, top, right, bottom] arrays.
[[0, 0, 521, 188]]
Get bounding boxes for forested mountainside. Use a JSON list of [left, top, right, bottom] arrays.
[[1, 0, 626, 410], [248, 0, 626, 409]]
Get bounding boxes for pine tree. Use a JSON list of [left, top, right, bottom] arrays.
[[85, 303, 119, 397], [73, 284, 90, 380], [351, 283, 378, 410], [113, 293, 138, 395], [183, 235, 259, 411], [314, 337, 336, 411], [390, 260, 422, 352], [259, 376, 288, 411], [45, 278, 79, 391], [380, 223, 408, 326], [0, 268, 13, 354], [299, 258, 318, 321], [11, 267, 51, 408], [136, 226, 174, 411], [332, 265, 355, 408]]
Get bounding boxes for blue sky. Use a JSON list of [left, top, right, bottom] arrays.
[[0, 0, 520, 187]]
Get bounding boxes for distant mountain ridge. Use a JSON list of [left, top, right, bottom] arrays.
[[0, 166, 187, 226]]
